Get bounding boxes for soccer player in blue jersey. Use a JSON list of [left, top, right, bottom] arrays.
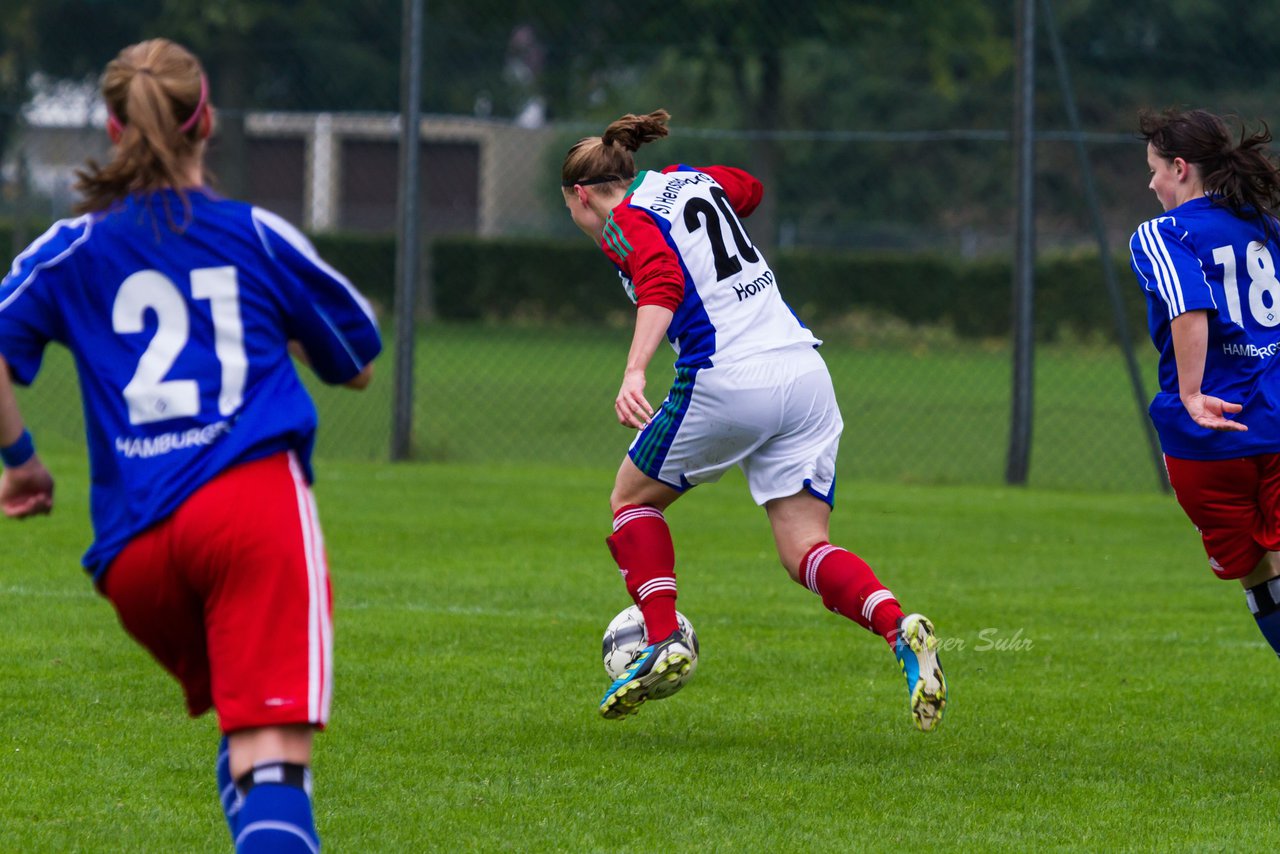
[[0, 39, 381, 852], [1129, 108, 1280, 663], [561, 110, 946, 731]]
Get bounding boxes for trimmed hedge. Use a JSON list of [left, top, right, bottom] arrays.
[[430, 235, 1149, 343], [433, 236, 626, 322], [1, 221, 1149, 343]]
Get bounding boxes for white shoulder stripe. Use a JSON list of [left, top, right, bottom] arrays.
[[1135, 222, 1173, 315], [1137, 219, 1183, 318], [0, 215, 94, 313], [250, 206, 377, 323], [1141, 218, 1177, 316]]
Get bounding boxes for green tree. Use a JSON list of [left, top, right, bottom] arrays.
[[554, 0, 1010, 245], [17, 0, 404, 195]]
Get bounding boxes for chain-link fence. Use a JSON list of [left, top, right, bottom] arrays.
[[5, 1, 1274, 492]]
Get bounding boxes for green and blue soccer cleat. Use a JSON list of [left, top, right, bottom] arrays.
[[895, 613, 947, 732], [599, 629, 694, 719]]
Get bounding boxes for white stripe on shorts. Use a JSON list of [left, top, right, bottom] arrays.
[[287, 452, 332, 725]]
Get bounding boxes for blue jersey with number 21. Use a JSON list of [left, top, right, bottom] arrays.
[[1130, 196, 1280, 460], [0, 190, 381, 578]]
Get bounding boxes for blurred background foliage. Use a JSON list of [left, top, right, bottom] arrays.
[[9, 0, 1279, 250]]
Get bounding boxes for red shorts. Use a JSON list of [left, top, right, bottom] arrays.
[[1164, 453, 1280, 580], [100, 452, 333, 733]]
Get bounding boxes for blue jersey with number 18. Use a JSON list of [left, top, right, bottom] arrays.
[[0, 189, 382, 578], [1130, 196, 1280, 460]]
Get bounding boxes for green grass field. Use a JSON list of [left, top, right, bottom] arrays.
[[0, 452, 1272, 851]]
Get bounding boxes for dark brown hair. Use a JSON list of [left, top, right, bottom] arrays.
[[74, 39, 210, 217], [561, 109, 671, 189], [1140, 107, 1280, 239]]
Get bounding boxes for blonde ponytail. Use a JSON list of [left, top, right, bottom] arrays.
[[74, 39, 210, 218], [561, 109, 671, 189]]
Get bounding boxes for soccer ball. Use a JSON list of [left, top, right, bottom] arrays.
[[601, 604, 699, 681]]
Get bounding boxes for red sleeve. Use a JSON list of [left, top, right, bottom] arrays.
[[601, 205, 684, 311], [661, 163, 764, 217]]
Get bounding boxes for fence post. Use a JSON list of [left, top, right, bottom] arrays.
[[391, 0, 424, 461], [1007, 0, 1037, 485], [1039, 0, 1168, 492]]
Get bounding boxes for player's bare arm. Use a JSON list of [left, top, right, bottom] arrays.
[[616, 304, 673, 428], [1171, 310, 1247, 431]]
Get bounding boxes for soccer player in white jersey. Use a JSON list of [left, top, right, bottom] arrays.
[[1129, 108, 1280, 665], [0, 40, 381, 852], [561, 109, 946, 731]]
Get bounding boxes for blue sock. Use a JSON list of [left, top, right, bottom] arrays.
[[1245, 578, 1280, 658], [234, 762, 319, 854], [216, 736, 242, 838]]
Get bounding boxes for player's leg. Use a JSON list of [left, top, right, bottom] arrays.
[[227, 725, 317, 854], [1165, 454, 1280, 656], [102, 520, 244, 834], [1239, 555, 1280, 657], [608, 358, 774, 639], [101, 453, 329, 849], [600, 456, 694, 718], [750, 353, 944, 730], [766, 491, 945, 731], [1238, 453, 1280, 657], [767, 491, 906, 643], [601, 361, 762, 719], [752, 356, 905, 645], [185, 452, 331, 852], [609, 456, 684, 641], [216, 736, 241, 837]]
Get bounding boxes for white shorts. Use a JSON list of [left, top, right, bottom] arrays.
[[628, 346, 843, 505]]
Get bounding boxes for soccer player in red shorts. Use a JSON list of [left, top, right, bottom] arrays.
[[1130, 108, 1280, 661], [0, 40, 380, 852]]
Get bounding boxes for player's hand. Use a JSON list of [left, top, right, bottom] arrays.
[[0, 455, 55, 518], [1182, 392, 1247, 432], [615, 370, 653, 429]]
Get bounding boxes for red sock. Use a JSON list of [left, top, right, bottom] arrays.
[[799, 542, 903, 645], [606, 505, 679, 643]]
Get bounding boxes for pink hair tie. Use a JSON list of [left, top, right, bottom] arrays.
[[106, 73, 208, 136], [179, 74, 209, 133]]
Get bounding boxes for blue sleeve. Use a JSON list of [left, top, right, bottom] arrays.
[[0, 219, 88, 384], [1130, 216, 1215, 320], [251, 208, 382, 384]]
